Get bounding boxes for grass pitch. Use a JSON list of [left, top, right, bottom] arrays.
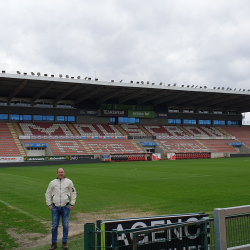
[[0, 158, 250, 249]]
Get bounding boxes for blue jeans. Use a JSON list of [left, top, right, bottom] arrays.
[[52, 204, 70, 243]]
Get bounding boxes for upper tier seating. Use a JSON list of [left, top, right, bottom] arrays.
[[0, 123, 21, 156], [18, 122, 73, 136], [220, 127, 250, 148], [119, 124, 148, 136], [84, 139, 144, 154], [143, 125, 227, 137], [157, 140, 209, 153], [200, 139, 238, 153], [73, 123, 122, 136], [22, 140, 88, 155]]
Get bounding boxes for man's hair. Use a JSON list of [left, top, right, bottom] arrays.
[[57, 167, 65, 173]]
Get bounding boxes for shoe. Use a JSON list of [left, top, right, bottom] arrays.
[[49, 243, 57, 250], [62, 242, 68, 250]]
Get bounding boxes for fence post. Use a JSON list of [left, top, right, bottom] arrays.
[[84, 223, 95, 250], [214, 208, 227, 250], [111, 230, 119, 250]]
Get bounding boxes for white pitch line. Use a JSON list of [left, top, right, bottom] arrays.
[[0, 199, 43, 222]]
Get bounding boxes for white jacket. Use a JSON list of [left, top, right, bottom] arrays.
[[45, 178, 77, 207]]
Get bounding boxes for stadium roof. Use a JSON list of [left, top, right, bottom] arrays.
[[1, 72, 250, 112]]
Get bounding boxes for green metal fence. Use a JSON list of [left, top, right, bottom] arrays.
[[84, 213, 250, 250]]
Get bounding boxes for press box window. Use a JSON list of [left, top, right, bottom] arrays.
[[214, 120, 225, 125], [168, 119, 181, 124], [183, 119, 196, 124], [199, 120, 211, 125], [0, 114, 8, 120]]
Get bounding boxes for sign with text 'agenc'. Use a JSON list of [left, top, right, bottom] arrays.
[[99, 213, 209, 250]]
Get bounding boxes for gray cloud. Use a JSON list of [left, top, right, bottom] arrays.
[[1, 0, 250, 90]]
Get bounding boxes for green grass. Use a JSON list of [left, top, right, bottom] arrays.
[[1, 158, 250, 249]]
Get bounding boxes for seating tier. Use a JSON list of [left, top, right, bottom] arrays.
[[0, 123, 21, 156]]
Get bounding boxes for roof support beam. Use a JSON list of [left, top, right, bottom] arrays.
[[168, 93, 201, 107], [54, 84, 81, 104], [154, 92, 185, 106], [32, 82, 55, 103], [97, 88, 126, 104], [137, 91, 163, 104], [118, 89, 147, 104], [75, 86, 104, 104], [8, 80, 27, 101]]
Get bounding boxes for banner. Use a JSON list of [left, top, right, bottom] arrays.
[[140, 142, 157, 146], [100, 213, 209, 250], [77, 110, 97, 116], [128, 110, 154, 118], [19, 136, 128, 140], [152, 153, 161, 161], [101, 154, 111, 162], [0, 157, 24, 163], [167, 153, 176, 160], [24, 156, 70, 161], [99, 109, 128, 117]]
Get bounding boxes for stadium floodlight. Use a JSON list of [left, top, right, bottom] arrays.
[[195, 85, 198, 88], [187, 85, 190, 87], [37, 72, 41, 76], [77, 76, 81, 79], [218, 87, 220, 89], [248, 89, 250, 91], [31, 72, 35, 75], [66, 75, 69, 78], [59, 74, 63, 78], [234, 88, 236, 91], [111, 80, 114, 82], [88, 77, 91, 80], [17, 71, 21, 74], [95, 78, 98, 81], [227, 87, 230, 90], [84, 76, 88, 80], [213, 87, 216, 89], [120, 80, 123, 83], [239, 88, 241, 91], [168, 84, 171, 86], [243, 89, 245, 91], [137, 81, 140, 84], [44, 74, 48, 76], [141, 81, 144, 84], [2, 70, 5, 73], [200, 86, 202, 88], [181, 85, 184, 87], [130, 81, 133, 83], [204, 86, 207, 89], [173, 83, 177, 86], [24, 72, 27, 75], [71, 77, 74, 79], [191, 85, 194, 88], [159, 82, 163, 85], [152, 82, 155, 85], [147, 81, 150, 84], [222, 87, 224, 90], [51, 75, 54, 77]]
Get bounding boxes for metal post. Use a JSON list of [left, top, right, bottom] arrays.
[[111, 230, 119, 250], [214, 208, 227, 250], [84, 223, 95, 250]]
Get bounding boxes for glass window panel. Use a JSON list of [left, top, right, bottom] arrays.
[[57, 116, 65, 121], [68, 116, 75, 122], [34, 115, 43, 121]]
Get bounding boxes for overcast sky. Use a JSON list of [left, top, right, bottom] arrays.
[[1, 1, 250, 119]]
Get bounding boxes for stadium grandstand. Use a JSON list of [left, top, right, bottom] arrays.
[[1, 71, 250, 163]]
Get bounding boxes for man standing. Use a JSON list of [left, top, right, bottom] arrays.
[[45, 168, 77, 250]]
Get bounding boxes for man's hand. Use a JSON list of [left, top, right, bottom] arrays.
[[49, 205, 53, 211], [69, 205, 74, 211]]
